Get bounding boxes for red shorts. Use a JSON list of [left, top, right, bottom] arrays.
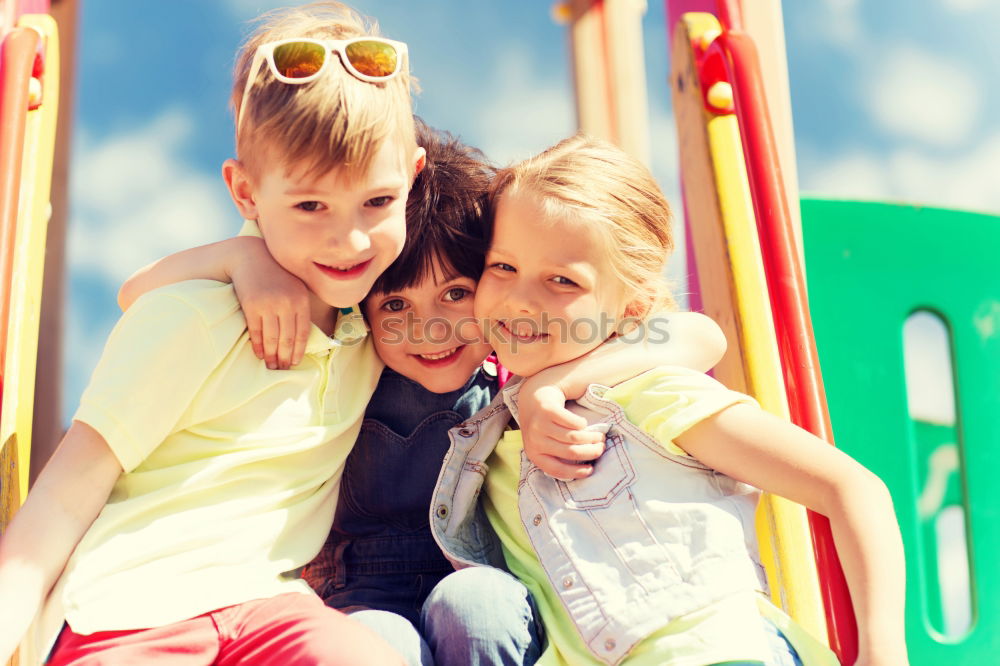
[[47, 592, 404, 665]]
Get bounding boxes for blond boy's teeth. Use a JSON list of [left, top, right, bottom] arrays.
[[419, 347, 459, 360]]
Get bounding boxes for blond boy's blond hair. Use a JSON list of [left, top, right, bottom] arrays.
[[232, 1, 416, 178], [490, 134, 677, 318]]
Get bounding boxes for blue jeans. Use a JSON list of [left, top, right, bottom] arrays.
[[421, 568, 544, 666], [349, 608, 434, 666], [345, 568, 542, 666]]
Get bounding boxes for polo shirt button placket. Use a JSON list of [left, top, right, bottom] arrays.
[[317, 351, 337, 415]]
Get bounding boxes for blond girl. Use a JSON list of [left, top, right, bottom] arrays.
[[427, 135, 908, 666]]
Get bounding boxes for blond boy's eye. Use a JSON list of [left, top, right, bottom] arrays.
[[490, 262, 515, 272], [295, 201, 323, 212], [367, 195, 394, 208], [444, 287, 471, 302], [553, 276, 578, 286]]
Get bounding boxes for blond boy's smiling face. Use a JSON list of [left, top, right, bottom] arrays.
[[226, 141, 423, 328]]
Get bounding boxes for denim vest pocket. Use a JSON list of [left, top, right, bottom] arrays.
[[556, 429, 636, 510]]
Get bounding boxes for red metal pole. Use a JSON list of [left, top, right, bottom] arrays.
[[709, 30, 859, 663]]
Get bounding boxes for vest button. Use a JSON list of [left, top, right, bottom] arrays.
[[562, 576, 573, 588], [436, 504, 449, 518], [532, 514, 542, 526], [604, 638, 616, 651], [458, 427, 474, 437]]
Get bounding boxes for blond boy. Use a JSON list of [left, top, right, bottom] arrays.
[[0, 3, 422, 663]]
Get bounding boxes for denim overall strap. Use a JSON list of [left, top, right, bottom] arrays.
[[319, 366, 498, 616]]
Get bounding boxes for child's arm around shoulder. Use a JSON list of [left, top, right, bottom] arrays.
[[525, 310, 725, 399], [518, 311, 726, 480], [0, 422, 122, 661], [676, 404, 909, 666], [119, 237, 311, 370]]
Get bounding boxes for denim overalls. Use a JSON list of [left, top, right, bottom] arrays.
[[306, 365, 498, 626]]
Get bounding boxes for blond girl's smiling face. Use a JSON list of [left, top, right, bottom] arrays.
[[474, 189, 631, 377]]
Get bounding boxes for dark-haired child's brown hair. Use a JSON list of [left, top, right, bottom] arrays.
[[368, 119, 494, 296]]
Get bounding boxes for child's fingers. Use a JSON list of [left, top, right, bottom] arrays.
[[530, 417, 605, 448], [291, 312, 309, 367], [544, 438, 604, 462], [247, 315, 265, 360], [534, 454, 594, 481], [524, 431, 604, 464], [543, 425, 605, 446], [276, 309, 297, 369], [544, 405, 588, 431], [261, 314, 280, 370], [277, 336, 295, 370]]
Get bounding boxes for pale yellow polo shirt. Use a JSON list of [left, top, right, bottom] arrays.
[[484, 367, 838, 666], [34, 277, 381, 653]]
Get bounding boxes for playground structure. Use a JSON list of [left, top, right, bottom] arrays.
[[1, 0, 998, 664]]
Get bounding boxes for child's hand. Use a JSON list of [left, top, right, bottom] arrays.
[[228, 239, 311, 370], [518, 383, 605, 480]]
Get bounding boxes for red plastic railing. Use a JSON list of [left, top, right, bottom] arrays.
[[703, 27, 859, 664], [0, 27, 41, 384]]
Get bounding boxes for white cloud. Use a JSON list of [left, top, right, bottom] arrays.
[[865, 46, 980, 147], [799, 151, 892, 201], [801, 132, 1000, 214], [939, 0, 994, 11], [887, 135, 1000, 212], [471, 47, 575, 166], [69, 109, 236, 288]]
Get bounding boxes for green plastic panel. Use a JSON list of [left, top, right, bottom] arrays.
[[803, 199, 999, 662]]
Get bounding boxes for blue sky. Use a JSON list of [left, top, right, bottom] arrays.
[[64, 0, 1000, 422]]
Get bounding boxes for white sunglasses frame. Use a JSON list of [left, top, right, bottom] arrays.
[[237, 36, 409, 134]]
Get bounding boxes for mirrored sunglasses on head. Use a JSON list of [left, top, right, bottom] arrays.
[[238, 36, 408, 133]]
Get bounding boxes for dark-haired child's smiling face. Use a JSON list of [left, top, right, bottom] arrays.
[[364, 258, 493, 393]]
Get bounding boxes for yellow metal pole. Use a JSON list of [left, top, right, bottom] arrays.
[[670, 11, 828, 645]]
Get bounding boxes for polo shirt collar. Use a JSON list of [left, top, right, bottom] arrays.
[[305, 305, 368, 355]]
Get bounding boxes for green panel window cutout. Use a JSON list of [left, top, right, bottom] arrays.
[[903, 311, 969, 639], [802, 199, 999, 663]]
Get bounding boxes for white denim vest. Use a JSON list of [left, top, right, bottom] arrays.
[[430, 377, 767, 665]]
